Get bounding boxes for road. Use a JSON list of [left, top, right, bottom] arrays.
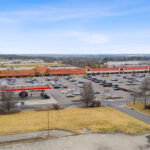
[[111, 104, 150, 124]]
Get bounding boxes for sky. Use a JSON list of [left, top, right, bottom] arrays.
[[0, 0, 150, 54]]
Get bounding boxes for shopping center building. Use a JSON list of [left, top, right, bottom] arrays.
[[0, 65, 150, 78]]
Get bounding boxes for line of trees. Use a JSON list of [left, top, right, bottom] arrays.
[[1, 54, 150, 68]]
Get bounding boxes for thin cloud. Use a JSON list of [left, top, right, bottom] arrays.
[[0, 17, 15, 23], [66, 31, 109, 44]]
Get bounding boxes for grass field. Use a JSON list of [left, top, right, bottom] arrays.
[[0, 63, 62, 68], [127, 102, 150, 115], [0, 107, 150, 136]]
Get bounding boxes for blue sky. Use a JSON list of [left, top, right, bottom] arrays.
[[0, 0, 150, 54]]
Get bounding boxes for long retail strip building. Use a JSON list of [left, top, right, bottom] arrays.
[[0, 65, 150, 78]]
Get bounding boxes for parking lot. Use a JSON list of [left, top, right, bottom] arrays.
[[0, 73, 149, 109]]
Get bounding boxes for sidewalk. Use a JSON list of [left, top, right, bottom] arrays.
[[0, 130, 74, 143]]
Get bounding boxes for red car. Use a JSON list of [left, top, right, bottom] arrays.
[[62, 85, 68, 88], [103, 84, 111, 87]]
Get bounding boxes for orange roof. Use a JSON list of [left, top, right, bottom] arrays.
[[34, 66, 49, 74], [49, 68, 86, 74], [0, 69, 35, 77]]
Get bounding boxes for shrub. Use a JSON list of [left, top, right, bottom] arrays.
[[52, 104, 60, 110], [90, 101, 101, 107], [0, 110, 20, 115], [144, 104, 150, 109]]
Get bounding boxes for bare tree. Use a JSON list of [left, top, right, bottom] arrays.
[[140, 77, 150, 107], [130, 77, 136, 85], [80, 82, 95, 107], [0, 89, 18, 112], [129, 77, 137, 104], [129, 91, 141, 104]]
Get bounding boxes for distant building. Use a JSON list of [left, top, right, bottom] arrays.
[[0, 59, 44, 65], [105, 61, 149, 67]]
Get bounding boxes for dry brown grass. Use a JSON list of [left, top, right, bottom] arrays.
[[127, 102, 150, 115], [0, 107, 150, 135]]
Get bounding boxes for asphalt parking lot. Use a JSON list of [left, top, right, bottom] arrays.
[[0, 74, 150, 124], [0, 73, 148, 109]]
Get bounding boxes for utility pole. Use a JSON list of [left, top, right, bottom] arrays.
[[47, 107, 50, 137]]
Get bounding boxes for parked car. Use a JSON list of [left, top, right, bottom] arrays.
[[125, 82, 132, 85], [74, 91, 81, 95], [66, 94, 75, 98], [116, 75, 121, 77], [61, 90, 69, 94], [92, 90, 100, 94], [136, 79, 142, 82], [69, 79, 76, 82], [94, 80, 101, 83], [103, 83, 111, 87], [111, 78, 118, 81], [53, 86, 61, 89], [1, 80, 8, 86], [114, 88, 120, 90], [83, 76, 89, 79], [136, 74, 145, 78], [78, 80, 84, 83], [123, 76, 126, 78], [112, 84, 119, 88], [88, 77, 92, 80], [126, 76, 132, 79], [99, 83, 104, 85], [65, 76, 72, 80], [126, 80, 132, 83], [62, 85, 68, 88], [79, 84, 84, 88], [43, 94, 50, 99], [46, 78, 51, 81]]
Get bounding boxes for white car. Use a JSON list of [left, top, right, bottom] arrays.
[[77, 84, 83, 88], [68, 88, 74, 92], [74, 91, 81, 95], [1, 80, 9, 85], [74, 81, 79, 85], [70, 87, 75, 91], [136, 79, 142, 82], [61, 90, 69, 94], [56, 81, 62, 85], [111, 78, 118, 81]]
